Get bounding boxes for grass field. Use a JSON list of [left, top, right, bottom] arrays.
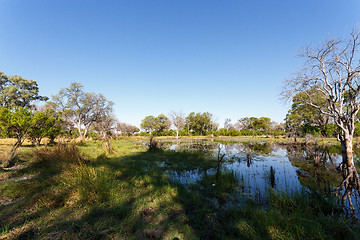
[[0, 137, 359, 239]]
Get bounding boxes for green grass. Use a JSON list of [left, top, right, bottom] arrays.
[[0, 138, 359, 239]]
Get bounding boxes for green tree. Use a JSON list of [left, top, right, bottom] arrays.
[[250, 117, 271, 131], [185, 112, 215, 135], [0, 72, 48, 108], [156, 114, 171, 132], [0, 107, 33, 167], [28, 108, 64, 146], [284, 110, 303, 140], [285, 88, 332, 137], [141, 115, 158, 134]]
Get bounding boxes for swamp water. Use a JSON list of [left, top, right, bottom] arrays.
[[158, 140, 360, 211]]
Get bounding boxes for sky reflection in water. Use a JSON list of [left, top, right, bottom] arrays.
[[166, 141, 344, 195]]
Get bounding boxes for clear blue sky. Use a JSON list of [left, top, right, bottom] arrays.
[[0, 0, 359, 127]]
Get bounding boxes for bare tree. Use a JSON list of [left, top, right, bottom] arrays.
[[169, 110, 185, 139], [224, 118, 234, 130], [116, 122, 139, 136], [51, 83, 113, 138], [235, 117, 251, 130], [282, 28, 360, 216], [93, 114, 117, 153]]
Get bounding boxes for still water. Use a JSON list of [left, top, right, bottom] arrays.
[[164, 140, 346, 195]]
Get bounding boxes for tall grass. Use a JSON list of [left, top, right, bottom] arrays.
[[32, 144, 112, 205], [64, 160, 112, 205], [1, 139, 360, 239]]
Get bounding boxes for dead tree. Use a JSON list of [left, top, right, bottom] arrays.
[[282, 28, 360, 216], [216, 146, 226, 182]]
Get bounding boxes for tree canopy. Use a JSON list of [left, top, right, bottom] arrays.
[[0, 72, 48, 108], [141, 114, 171, 134], [285, 89, 334, 137], [185, 112, 216, 135], [51, 82, 114, 137]]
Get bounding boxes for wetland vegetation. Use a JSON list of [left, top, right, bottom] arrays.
[[1, 137, 360, 239]]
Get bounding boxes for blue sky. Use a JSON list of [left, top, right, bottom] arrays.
[[0, 0, 359, 127]]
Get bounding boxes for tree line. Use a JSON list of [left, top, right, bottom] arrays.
[[0, 71, 287, 167], [140, 113, 285, 137], [0, 74, 127, 166]]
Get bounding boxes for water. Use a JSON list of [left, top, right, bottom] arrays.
[[165, 141, 344, 195]]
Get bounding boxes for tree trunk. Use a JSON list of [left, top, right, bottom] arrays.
[[341, 138, 355, 167], [84, 126, 89, 138], [5, 140, 21, 168], [176, 129, 179, 139], [338, 130, 360, 217], [35, 137, 42, 146], [105, 138, 111, 153]]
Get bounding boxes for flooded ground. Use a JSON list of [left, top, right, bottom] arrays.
[[164, 140, 347, 197]]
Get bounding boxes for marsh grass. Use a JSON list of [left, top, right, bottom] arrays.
[[0, 138, 359, 239]]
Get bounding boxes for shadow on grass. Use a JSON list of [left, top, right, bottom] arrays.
[[1, 145, 359, 239]]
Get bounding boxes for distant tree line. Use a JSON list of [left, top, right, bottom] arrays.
[[140, 112, 285, 137], [0, 72, 135, 166]]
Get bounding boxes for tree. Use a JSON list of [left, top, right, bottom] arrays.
[[185, 112, 215, 135], [170, 110, 185, 139], [156, 114, 171, 132], [285, 88, 333, 137], [224, 118, 234, 130], [282, 28, 360, 214], [249, 117, 271, 132], [28, 108, 64, 146], [235, 117, 251, 130], [116, 122, 139, 136], [93, 114, 117, 153], [141, 115, 158, 134], [140, 114, 171, 134], [284, 110, 303, 141], [0, 107, 33, 167], [51, 82, 114, 138], [0, 72, 48, 108]]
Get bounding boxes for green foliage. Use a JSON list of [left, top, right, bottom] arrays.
[[140, 131, 150, 136], [0, 107, 33, 139], [249, 117, 271, 131], [156, 113, 171, 132], [141, 114, 172, 133], [140, 115, 158, 133], [0, 107, 34, 164], [0, 72, 48, 108], [28, 109, 64, 145], [185, 112, 215, 135], [285, 88, 335, 137], [354, 121, 360, 136]]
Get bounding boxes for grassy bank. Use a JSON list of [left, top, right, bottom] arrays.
[[0, 138, 359, 239]]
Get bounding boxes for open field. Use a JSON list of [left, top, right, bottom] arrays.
[[0, 137, 359, 239]]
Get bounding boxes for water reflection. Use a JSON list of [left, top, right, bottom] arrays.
[[166, 141, 345, 196], [286, 144, 341, 192]]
